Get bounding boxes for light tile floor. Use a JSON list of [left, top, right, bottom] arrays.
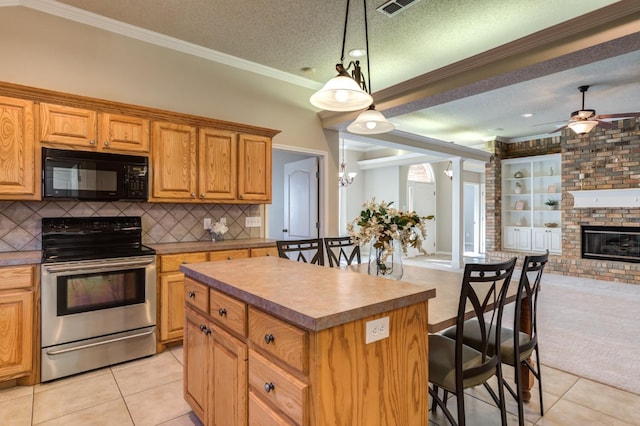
[[1, 270, 639, 425]]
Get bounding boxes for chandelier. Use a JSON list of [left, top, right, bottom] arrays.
[[338, 138, 357, 187]]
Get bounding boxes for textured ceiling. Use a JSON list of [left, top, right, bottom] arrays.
[[31, 0, 640, 153]]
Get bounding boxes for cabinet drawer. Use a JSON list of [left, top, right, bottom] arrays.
[[209, 288, 247, 337], [209, 249, 250, 261], [250, 246, 279, 257], [184, 278, 209, 312], [0, 265, 34, 291], [248, 308, 308, 374], [248, 350, 307, 426], [160, 252, 208, 272], [249, 392, 298, 426]]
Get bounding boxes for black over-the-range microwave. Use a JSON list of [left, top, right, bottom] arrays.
[[42, 148, 149, 201]]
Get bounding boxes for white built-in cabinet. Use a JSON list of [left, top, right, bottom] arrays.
[[502, 154, 561, 254]]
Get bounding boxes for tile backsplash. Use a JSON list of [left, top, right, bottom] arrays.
[[0, 201, 261, 252]]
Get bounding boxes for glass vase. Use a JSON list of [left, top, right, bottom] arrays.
[[368, 237, 403, 280]]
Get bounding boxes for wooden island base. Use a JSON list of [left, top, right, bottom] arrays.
[[181, 257, 434, 426]]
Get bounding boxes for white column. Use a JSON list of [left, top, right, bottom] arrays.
[[451, 158, 464, 268]]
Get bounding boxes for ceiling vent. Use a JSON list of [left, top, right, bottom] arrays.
[[376, 0, 422, 17]]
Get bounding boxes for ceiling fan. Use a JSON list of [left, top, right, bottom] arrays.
[[552, 85, 640, 135]]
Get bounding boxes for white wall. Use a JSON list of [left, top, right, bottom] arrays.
[[0, 6, 342, 234]]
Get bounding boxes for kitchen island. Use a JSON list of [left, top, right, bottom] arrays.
[[180, 256, 435, 426]]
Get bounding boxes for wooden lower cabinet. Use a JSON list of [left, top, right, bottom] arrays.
[[185, 306, 247, 426], [0, 265, 36, 383], [158, 247, 274, 350], [184, 278, 429, 425]]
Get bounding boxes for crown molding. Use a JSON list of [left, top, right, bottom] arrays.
[[6, 0, 321, 90]]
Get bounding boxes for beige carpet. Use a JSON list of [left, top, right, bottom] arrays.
[[506, 272, 640, 396]]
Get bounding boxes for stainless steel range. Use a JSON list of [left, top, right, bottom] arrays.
[[40, 216, 157, 382]]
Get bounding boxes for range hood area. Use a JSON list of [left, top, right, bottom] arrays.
[[568, 188, 640, 208]]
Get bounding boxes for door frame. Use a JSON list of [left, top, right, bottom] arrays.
[[266, 144, 328, 239]]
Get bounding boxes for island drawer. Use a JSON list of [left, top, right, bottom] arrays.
[[248, 350, 308, 426], [248, 307, 309, 374], [249, 392, 297, 426], [160, 252, 208, 273], [209, 249, 250, 261], [184, 277, 209, 312], [249, 246, 279, 257], [209, 288, 247, 337]]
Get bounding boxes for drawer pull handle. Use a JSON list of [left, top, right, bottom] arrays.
[[218, 308, 227, 317], [199, 324, 207, 332], [264, 382, 275, 393], [205, 328, 212, 335], [264, 334, 275, 344], [227, 256, 232, 260], [188, 291, 196, 298], [182, 261, 188, 264]]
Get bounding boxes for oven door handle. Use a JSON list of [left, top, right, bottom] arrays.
[[45, 328, 155, 356], [42, 257, 155, 273]]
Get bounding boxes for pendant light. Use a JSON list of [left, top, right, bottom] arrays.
[[309, 0, 373, 112], [346, 0, 395, 135]]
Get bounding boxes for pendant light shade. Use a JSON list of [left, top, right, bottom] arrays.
[[347, 105, 395, 134], [568, 120, 598, 135], [310, 75, 373, 112]]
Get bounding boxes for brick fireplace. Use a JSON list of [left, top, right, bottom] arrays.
[[486, 117, 640, 285]]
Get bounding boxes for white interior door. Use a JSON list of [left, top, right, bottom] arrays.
[[283, 157, 318, 240], [407, 181, 436, 256]]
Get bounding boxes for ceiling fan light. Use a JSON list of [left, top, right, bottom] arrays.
[[310, 76, 373, 111], [347, 106, 395, 134], [568, 120, 598, 135]]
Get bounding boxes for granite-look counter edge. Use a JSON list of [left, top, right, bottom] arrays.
[[149, 238, 276, 255], [181, 256, 436, 332], [0, 251, 42, 266]]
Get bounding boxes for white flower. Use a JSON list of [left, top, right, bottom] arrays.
[[211, 220, 228, 235]]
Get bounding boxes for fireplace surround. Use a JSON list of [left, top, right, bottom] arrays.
[[582, 226, 640, 264]]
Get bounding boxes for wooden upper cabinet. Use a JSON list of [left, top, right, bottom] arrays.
[[150, 121, 197, 201], [40, 103, 97, 148], [99, 113, 149, 153], [238, 134, 271, 203], [40, 103, 150, 154], [0, 96, 38, 200], [198, 128, 237, 201]]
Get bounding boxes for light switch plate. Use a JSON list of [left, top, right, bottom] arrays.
[[365, 317, 390, 344], [245, 217, 261, 227]]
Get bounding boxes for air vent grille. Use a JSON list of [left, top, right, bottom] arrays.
[[376, 0, 422, 17]]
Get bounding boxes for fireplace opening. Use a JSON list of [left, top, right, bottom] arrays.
[[581, 226, 640, 263]]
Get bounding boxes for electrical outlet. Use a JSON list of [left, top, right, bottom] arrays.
[[365, 317, 390, 344], [203, 218, 211, 230], [245, 217, 261, 227]]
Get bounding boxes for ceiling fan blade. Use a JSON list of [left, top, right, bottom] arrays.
[[532, 120, 566, 127], [596, 112, 640, 119], [596, 120, 614, 129], [550, 124, 568, 133]]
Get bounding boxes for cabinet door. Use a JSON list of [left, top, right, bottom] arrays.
[[516, 228, 531, 251], [532, 229, 548, 252], [40, 103, 97, 148], [210, 323, 247, 426], [503, 227, 517, 250], [238, 134, 271, 203], [549, 229, 562, 254], [151, 122, 197, 200], [199, 128, 237, 201], [0, 96, 38, 199], [0, 290, 33, 380], [99, 113, 150, 153], [184, 307, 211, 422], [159, 272, 185, 342]]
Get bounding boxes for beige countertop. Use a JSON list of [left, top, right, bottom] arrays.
[[149, 238, 277, 255], [0, 239, 276, 266], [181, 256, 436, 332], [0, 251, 42, 266]]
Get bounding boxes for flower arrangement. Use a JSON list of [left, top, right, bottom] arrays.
[[210, 218, 228, 241], [347, 198, 434, 257]]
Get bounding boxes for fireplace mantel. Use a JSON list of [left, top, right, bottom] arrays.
[[568, 189, 640, 208]]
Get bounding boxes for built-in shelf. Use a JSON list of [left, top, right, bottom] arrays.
[[568, 189, 640, 208]]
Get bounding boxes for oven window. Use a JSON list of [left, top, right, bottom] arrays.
[[57, 268, 146, 316]]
